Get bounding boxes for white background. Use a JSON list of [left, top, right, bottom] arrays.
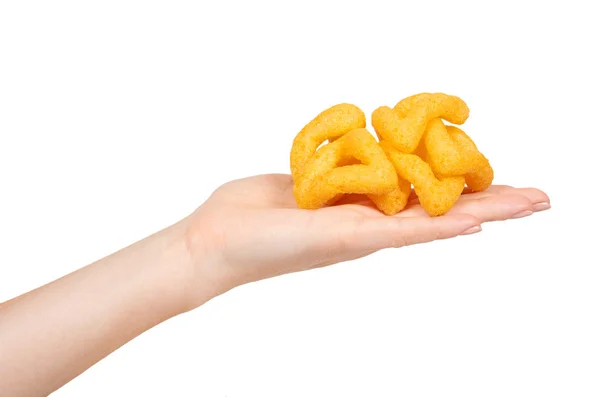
[[1, 1, 598, 396]]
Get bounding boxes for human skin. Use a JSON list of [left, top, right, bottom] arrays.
[[0, 174, 550, 396]]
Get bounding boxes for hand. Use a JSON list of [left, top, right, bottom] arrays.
[[182, 174, 550, 306], [0, 173, 550, 395]]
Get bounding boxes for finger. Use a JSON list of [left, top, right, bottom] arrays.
[[446, 185, 513, 201], [449, 193, 534, 222], [397, 192, 535, 222], [459, 186, 550, 210], [466, 184, 513, 194], [513, 188, 550, 210], [408, 185, 551, 213], [351, 213, 481, 251], [407, 185, 509, 206]]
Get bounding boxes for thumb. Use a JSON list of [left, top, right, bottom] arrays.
[[350, 213, 481, 252]]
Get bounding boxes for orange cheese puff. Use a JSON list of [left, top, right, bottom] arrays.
[[393, 92, 468, 121], [420, 119, 493, 191], [317, 154, 365, 208], [369, 178, 412, 215], [446, 126, 494, 191], [292, 128, 398, 210], [290, 103, 366, 180], [380, 141, 465, 216], [372, 93, 470, 153], [423, 118, 472, 176], [413, 137, 428, 161]]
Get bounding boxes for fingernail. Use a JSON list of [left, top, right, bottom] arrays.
[[461, 225, 482, 235], [533, 202, 551, 212], [511, 210, 533, 219]]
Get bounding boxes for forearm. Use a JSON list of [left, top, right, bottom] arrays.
[[0, 219, 208, 396]]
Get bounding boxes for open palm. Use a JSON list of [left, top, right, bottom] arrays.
[[187, 174, 550, 292]]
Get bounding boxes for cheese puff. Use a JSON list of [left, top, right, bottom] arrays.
[[290, 103, 366, 181], [413, 136, 428, 161], [372, 93, 470, 153], [315, 156, 362, 208], [293, 128, 398, 210], [423, 118, 471, 177], [446, 126, 494, 192], [369, 178, 412, 215], [420, 119, 493, 191], [380, 141, 465, 216], [393, 93, 467, 120]]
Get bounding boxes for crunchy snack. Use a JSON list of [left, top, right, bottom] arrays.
[[373, 93, 493, 215], [290, 104, 366, 178], [380, 140, 466, 216], [290, 105, 398, 211], [290, 93, 493, 216], [372, 93, 470, 153]]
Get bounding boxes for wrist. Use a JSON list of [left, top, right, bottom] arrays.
[[172, 214, 233, 313]]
